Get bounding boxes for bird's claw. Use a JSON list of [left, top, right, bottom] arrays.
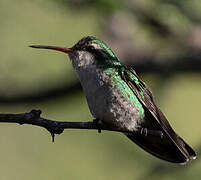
[[93, 119, 103, 133]]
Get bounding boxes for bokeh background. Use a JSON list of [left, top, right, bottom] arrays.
[[0, 0, 201, 179]]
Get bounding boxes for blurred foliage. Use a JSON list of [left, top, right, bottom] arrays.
[[0, 0, 201, 180], [0, 0, 98, 98], [55, 0, 125, 14]]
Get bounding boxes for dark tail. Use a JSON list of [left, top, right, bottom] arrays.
[[125, 132, 196, 164]]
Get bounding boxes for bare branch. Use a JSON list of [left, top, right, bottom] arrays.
[[0, 109, 164, 142], [0, 109, 129, 142]]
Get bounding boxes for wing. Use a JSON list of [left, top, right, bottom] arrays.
[[120, 66, 196, 163]]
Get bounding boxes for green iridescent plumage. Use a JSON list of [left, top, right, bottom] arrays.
[[91, 39, 116, 58], [89, 39, 145, 118], [91, 39, 145, 118], [104, 68, 145, 119]]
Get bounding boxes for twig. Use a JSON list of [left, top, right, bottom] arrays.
[[0, 109, 129, 142], [0, 109, 164, 142]]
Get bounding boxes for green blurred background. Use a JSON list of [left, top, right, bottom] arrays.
[[0, 0, 201, 179]]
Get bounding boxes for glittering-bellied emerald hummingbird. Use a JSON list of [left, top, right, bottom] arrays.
[[30, 36, 196, 164]]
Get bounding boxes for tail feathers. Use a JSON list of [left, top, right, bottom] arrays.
[[177, 136, 196, 161], [125, 132, 196, 164]]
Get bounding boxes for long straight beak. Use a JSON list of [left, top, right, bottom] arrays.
[[29, 45, 73, 54]]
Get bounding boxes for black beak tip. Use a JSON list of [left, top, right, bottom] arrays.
[[29, 45, 39, 48]]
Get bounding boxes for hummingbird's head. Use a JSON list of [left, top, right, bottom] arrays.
[[29, 36, 122, 70], [70, 36, 122, 68]]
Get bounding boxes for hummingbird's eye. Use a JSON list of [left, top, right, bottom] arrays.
[[88, 45, 95, 51]]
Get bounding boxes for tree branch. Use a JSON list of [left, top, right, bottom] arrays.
[[0, 109, 164, 142], [0, 109, 132, 142]]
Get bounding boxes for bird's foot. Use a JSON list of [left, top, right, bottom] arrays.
[[93, 119, 103, 133], [137, 127, 164, 139]]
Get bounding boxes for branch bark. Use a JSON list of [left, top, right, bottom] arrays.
[[0, 109, 130, 142], [0, 109, 165, 142]]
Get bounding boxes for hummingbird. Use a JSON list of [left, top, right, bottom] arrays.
[[30, 36, 196, 164]]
